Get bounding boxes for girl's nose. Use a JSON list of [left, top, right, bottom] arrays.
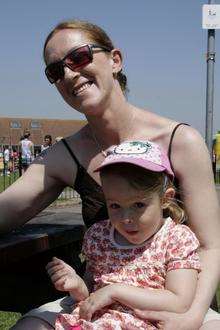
[[121, 210, 133, 224]]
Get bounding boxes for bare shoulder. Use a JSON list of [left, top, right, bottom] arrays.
[[171, 125, 208, 157], [169, 125, 212, 179], [32, 127, 90, 187]]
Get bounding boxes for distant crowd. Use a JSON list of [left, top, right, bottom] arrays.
[[0, 130, 63, 177]]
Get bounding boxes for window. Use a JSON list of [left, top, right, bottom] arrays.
[[30, 121, 41, 129], [10, 121, 21, 129]]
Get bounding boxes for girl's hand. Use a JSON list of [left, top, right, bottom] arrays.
[[134, 309, 203, 330], [46, 257, 79, 292], [79, 285, 114, 321]]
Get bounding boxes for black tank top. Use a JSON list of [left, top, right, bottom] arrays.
[[62, 123, 189, 228], [61, 139, 108, 228]]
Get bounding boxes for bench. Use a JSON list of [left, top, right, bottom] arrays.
[[0, 207, 85, 314]]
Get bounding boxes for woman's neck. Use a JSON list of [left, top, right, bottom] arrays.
[[86, 101, 139, 149]]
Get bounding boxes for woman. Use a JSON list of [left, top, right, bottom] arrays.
[[1, 19, 219, 329]]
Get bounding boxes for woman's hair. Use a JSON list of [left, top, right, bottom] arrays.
[[43, 19, 128, 94], [100, 163, 185, 223]]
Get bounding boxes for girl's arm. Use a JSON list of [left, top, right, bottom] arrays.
[[79, 268, 198, 320], [112, 268, 198, 312], [46, 257, 89, 302]]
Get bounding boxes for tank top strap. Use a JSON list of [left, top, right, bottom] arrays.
[[61, 138, 82, 169], [168, 123, 190, 172]]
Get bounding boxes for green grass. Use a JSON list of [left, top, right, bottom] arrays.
[[0, 171, 20, 193], [0, 311, 21, 330]]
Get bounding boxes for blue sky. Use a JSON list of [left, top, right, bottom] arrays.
[[1, 0, 220, 136]]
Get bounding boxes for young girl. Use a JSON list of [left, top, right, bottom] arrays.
[[46, 140, 201, 330]]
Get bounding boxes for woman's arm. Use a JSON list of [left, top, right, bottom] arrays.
[[172, 126, 220, 320], [0, 142, 78, 233], [138, 125, 220, 329]]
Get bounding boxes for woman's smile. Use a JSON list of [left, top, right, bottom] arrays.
[[72, 81, 93, 97]]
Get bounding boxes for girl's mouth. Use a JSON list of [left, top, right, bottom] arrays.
[[125, 230, 139, 236]]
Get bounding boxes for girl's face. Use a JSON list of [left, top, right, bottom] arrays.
[[102, 173, 164, 245], [44, 29, 119, 117]]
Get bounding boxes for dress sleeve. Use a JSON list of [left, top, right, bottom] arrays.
[[166, 224, 201, 272]]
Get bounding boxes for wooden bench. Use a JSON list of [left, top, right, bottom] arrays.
[[0, 208, 85, 314]]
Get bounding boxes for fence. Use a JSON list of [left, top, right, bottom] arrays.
[[0, 158, 81, 205]]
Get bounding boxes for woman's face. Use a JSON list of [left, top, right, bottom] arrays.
[[45, 29, 117, 116]]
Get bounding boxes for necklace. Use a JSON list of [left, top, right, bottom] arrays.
[[90, 128, 107, 157]]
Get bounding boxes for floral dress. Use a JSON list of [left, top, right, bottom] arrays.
[[55, 217, 200, 330]]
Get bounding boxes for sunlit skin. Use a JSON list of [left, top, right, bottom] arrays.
[[44, 29, 123, 117], [101, 172, 175, 245]]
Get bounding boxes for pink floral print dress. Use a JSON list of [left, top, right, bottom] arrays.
[[55, 217, 200, 330]]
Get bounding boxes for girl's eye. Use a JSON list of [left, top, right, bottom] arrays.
[[109, 203, 120, 210], [134, 202, 145, 209]]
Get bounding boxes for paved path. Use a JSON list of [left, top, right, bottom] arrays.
[[29, 202, 83, 226]]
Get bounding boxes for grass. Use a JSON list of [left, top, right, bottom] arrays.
[[0, 312, 21, 330], [0, 171, 20, 193], [0, 290, 219, 329]]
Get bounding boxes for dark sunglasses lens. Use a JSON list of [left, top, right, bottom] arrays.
[[46, 63, 64, 83], [65, 45, 92, 69]]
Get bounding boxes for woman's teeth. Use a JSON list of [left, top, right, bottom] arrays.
[[73, 82, 92, 96]]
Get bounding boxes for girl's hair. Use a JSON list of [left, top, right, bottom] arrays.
[[100, 163, 185, 223], [43, 19, 128, 94]]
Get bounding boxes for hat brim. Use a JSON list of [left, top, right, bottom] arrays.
[[95, 156, 174, 178]]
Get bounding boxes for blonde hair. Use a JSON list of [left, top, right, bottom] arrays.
[[100, 163, 185, 223], [43, 19, 128, 94]]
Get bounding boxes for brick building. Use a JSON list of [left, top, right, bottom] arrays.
[[0, 117, 86, 152]]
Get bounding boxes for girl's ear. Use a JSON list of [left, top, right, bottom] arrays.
[[162, 187, 175, 208], [110, 49, 123, 74], [164, 187, 175, 199]]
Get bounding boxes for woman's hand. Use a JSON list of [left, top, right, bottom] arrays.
[[46, 257, 80, 292], [134, 309, 203, 330], [79, 285, 114, 321]]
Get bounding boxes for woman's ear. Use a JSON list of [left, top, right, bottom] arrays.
[[110, 49, 123, 74]]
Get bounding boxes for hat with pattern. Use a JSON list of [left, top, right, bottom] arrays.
[[95, 140, 174, 178]]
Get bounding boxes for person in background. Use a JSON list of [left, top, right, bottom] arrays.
[[47, 141, 201, 330], [41, 135, 52, 152], [2, 147, 10, 176], [1, 19, 219, 330], [19, 130, 34, 173]]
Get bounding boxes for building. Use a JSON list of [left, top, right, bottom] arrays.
[[0, 117, 86, 152]]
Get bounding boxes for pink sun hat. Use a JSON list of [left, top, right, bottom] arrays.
[[95, 140, 174, 178]]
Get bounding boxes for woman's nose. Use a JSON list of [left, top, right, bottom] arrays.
[[63, 65, 80, 80]]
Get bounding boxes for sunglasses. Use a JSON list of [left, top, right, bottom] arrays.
[[45, 44, 111, 84]]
